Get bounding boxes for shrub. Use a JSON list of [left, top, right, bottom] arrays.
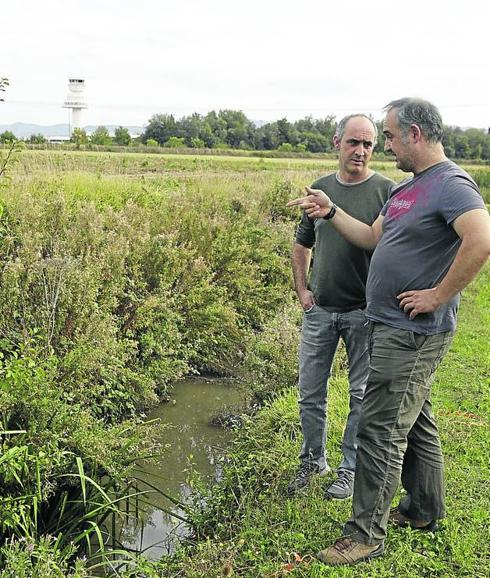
[[164, 136, 186, 148], [259, 178, 299, 223], [240, 299, 301, 403], [191, 137, 205, 148]]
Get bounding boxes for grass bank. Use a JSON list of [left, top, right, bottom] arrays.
[[156, 266, 490, 578]]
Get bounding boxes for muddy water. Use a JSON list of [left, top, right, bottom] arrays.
[[120, 378, 245, 560]]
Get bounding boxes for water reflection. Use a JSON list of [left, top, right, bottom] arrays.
[[119, 378, 244, 559]]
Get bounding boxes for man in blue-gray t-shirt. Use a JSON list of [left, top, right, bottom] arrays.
[[288, 97, 490, 566]]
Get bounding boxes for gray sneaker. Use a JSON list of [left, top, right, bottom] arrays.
[[287, 462, 330, 496], [325, 468, 355, 500]]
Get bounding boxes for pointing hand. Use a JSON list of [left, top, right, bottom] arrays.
[[287, 187, 333, 219]]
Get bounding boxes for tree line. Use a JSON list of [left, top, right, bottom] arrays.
[[1, 110, 489, 160]]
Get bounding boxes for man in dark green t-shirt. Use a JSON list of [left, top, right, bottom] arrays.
[[288, 114, 393, 498]]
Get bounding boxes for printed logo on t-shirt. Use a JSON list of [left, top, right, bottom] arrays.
[[390, 198, 414, 211], [387, 185, 427, 219]]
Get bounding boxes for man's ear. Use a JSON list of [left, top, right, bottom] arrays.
[[333, 135, 341, 149], [410, 124, 422, 143]]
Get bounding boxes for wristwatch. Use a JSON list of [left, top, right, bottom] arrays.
[[323, 204, 337, 220]]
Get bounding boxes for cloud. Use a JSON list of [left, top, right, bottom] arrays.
[[1, 0, 488, 127]]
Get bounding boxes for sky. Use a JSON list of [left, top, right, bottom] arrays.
[[1, 0, 489, 129]]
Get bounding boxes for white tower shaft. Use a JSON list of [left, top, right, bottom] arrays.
[[71, 108, 84, 129], [63, 78, 88, 136]]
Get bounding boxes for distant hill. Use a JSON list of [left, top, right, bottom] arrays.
[[0, 123, 144, 138]]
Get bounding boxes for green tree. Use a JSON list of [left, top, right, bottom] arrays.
[[276, 118, 298, 147], [0, 130, 16, 143], [454, 134, 469, 159], [204, 110, 228, 146], [443, 126, 490, 160], [71, 128, 88, 149], [218, 110, 254, 148], [375, 120, 386, 153], [293, 115, 336, 152], [464, 128, 487, 159], [143, 114, 178, 145], [315, 115, 337, 147], [90, 126, 111, 145], [200, 114, 221, 147], [145, 138, 159, 147], [254, 123, 280, 150], [482, 133, 490, 160], [294, 116, 316, 133], [300, 131, 329, 153], [114, 126, 131, 146], [442, 128, 455, 158], [180, 113, 205, 146], [29, 133, 47, 144]]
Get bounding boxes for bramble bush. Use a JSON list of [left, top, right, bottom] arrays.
[[0, 172, 298, 397]]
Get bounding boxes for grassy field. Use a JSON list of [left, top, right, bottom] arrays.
[[1, 150, 488, 576], [12, 149, 490, 202]]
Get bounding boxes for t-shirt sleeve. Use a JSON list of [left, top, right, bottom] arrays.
[[295, 211, 315, 248], [439, 174, 487, 225]]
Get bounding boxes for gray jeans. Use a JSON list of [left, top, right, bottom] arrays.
[[344, 323, 454, 545], [298, 305, 369, 472]]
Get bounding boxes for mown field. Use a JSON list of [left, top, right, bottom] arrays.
[[0, 150, 488, 576]]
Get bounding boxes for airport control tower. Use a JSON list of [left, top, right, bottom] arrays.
[[63, 78, 88, 136]]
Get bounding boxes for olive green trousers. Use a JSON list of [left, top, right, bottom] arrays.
[[344, 323, 453, 545]]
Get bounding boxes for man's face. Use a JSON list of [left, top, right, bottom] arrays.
[[334, 117, 376, 181], [383, 109, 414, 173]]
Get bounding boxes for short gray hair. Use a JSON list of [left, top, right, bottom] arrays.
[[334, 114, 378, 145], [384, 98, 444, 143]]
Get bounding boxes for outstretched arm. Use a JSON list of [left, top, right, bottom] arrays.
[[287, 186, 383, 250], [398, 209, 490, 319]]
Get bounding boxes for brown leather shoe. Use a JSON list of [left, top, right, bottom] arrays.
[[316, 537, 384, 566], [389, 507, 439, 531]]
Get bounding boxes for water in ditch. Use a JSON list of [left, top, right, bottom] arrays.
[[117, 377, 245, 560]]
